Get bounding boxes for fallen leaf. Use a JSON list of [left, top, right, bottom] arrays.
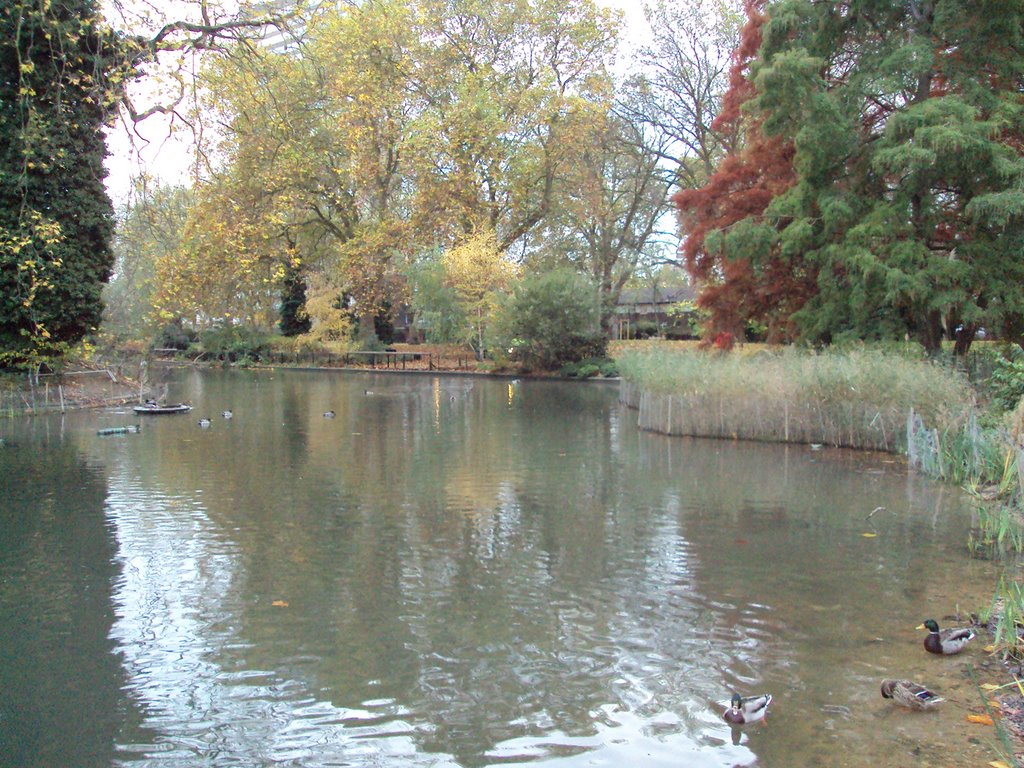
[[989, 760, 1012, 768], [980, 683, 1001, 691], [860, 532, 878, 538], [967, 714, 994, 726], [271, 600, 289, 607], [984, 644, 997, 653]]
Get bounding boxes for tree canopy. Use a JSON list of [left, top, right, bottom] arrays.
[[679, 0, 1024, 354]]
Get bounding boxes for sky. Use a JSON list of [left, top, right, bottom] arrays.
[[102, 0, 653, 206]]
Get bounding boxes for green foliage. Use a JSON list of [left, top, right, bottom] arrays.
[[693, 0, 1024, 354], [560, 357, 617, 378], [279, 259, 312, 337], [154, 320, 196, 351], [198, 326, 271, 364], [405, 254, 468, 344], [105, 184, 192, 340], [495, 269, 605, 371], [0, 0, 127, 368], [988, 347, 1024, 412]]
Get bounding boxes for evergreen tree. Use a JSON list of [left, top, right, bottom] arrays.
[[682, 0, 1024, 354], [0, 0, 127, 366], [279, 258, 312, 337]]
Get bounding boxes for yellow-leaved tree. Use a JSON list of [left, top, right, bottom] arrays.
[[441, 230, 519, 358]]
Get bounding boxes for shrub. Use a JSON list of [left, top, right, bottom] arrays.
[[493, 269, 605, 371], [154, 320, 196, 351], [198, 326, 270, 364], [988, 347, 1024, 412]]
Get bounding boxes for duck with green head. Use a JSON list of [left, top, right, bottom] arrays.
[[723, 693, 772, 725], [917, 619, 975, 655]]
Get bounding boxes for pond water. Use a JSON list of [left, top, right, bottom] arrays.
[[0, 369, 1004, 767]]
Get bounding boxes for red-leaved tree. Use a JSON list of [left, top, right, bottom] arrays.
[[674, 0, 817, 344]]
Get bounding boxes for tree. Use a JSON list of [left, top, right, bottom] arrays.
[[681, 0, 1024, 354], [618, 0, 743, 194], [534, 113, 671, 331], [495, 268, 605, 371], [0, 0, 128, 366], [104, 183, 192, 340], [442, 229, 520, 358], [406, 0, 620, 252], [0, 0, 291, 366]]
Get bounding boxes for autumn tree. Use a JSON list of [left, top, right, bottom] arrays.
[[442, 230, 520, 358], [681, 0, 1024, 353], [406, 0, 620, 252], [534, 113, 670, 331], [104, 183, 193, 340]]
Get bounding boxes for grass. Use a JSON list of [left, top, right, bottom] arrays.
[[616, 347, 972, 451]]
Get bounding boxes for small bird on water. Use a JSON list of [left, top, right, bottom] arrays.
[[198, 418, 212, 428], [723, 693, 772, 725], [880, 679, 945, 710]]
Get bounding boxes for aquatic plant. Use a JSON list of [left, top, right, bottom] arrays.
[[617, 348, 971, 451]]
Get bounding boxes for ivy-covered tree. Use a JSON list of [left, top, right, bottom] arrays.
[[0, 0, 128, 367], [1, 0, 285, 367]]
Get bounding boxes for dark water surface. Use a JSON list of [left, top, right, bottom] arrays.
[[0, 369, 1001, 766]]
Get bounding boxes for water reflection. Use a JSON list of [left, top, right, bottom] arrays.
[[0, 425, 125, 768], [0, 371, 1000, 766]]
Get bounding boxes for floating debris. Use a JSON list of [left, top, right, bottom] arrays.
[[97, 425, 141, 436]]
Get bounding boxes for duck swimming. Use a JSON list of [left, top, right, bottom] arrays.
[[323, 410, 336, 418], [723, 693, 772, 725], [880, 679, 944, 710], [918, 619, 976, 655], [198, 418, 212, 428], [222, 410, 233, 418]]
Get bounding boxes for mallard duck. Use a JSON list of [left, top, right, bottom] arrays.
[[918, 619, 976, 655], [723, 693, 772, 725], [222, 410, 233, 419], [198, 418, 212, 428], [323, 410, 336, 418], [880, 679, 945, 710]]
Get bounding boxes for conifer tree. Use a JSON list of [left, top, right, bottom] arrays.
[[681, 0, 1024, 353]]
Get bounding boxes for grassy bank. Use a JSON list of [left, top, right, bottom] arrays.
[[617, 347, 972, 451]]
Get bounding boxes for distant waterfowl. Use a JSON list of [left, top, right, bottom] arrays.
[[918, 619, 976, 655], [723, 693, 772, 725], [198, 418, 212, 428], [222, 410, 233, 418], [323, 410, 336, 418], [880, 679, 945, 710], [364, 390, 373, 395]]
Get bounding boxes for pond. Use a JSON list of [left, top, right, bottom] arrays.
[[0, 369, 1003, 767]]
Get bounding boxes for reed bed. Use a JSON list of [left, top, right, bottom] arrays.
[[618, 348, 972, 452]]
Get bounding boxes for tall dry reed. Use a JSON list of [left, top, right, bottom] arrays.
[[618, 348, 972, 451]]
